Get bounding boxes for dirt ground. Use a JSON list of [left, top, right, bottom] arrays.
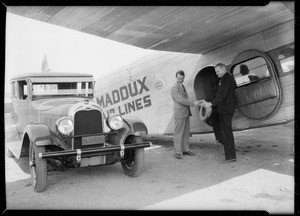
[[144, 120, 294, 176], [4, 119, 294, 211]]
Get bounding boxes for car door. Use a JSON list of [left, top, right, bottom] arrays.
[[10, 79, 31, 136]]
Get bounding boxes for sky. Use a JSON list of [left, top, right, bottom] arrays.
[[5, 12, 154, 94]]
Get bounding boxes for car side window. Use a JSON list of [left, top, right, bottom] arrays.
[[14, 82, 20, 99], [14, 80, 28, 100], [32, 82, 94, 98], [232, 57, 270, 87], [10, 81, 16, 98]]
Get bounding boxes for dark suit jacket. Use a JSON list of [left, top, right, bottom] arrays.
[[209, 72, 237, 114]]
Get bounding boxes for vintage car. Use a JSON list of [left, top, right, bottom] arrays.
[[7, 72, 151, 192]]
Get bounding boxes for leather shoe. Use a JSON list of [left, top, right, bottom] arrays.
[[175, 154, 183, 159], [225, 158, 236, 163], [216, 140, 223, 145], [183, 151, 196, 156]]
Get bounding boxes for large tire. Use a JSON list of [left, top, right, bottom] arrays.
[[121, 136, 145, 177], [29, 143, 47, 192], [6, 148, 15, 158]]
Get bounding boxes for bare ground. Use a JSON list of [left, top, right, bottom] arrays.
[[5, 120, 294, 210]]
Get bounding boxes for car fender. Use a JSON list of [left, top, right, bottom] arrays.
[[23, 123, 53, 146], [106, 117, 148, 145], [106, 126, 132, 145], [122, 116, 148, 137]]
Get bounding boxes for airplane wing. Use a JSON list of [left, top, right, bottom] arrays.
[[6, 2, 294, 54]]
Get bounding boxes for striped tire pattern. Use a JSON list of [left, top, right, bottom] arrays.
[[29, 143, 47, 192]]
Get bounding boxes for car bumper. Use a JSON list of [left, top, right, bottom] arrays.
[[38, 142, 152, 159]]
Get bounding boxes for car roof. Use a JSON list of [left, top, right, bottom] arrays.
[[11, 72, 93, 79], [10, 72, 95, 82]]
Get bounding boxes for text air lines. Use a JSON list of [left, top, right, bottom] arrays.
[[96, 76, 152, 116]]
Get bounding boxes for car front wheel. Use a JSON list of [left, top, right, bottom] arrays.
[[121, 136, 145, 177], [29, 143, 47, 192]]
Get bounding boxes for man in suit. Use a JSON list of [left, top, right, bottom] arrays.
[[170, 70, 200, 159], [206, 106, 223, 145], [201, 63, 237, 163], [202, 75, 223, 145]]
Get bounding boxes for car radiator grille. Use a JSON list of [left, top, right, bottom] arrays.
[[73, 110, 103, 149]]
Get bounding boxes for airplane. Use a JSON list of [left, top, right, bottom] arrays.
[[6, 2, 294, 135]]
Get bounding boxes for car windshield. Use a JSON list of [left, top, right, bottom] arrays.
[[32, 82, 94, 98]]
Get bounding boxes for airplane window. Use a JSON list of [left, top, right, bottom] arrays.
[[232, 57, 270, 87], [278, 45, 294, 73]]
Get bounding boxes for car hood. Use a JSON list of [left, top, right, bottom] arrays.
[[32, 97, 90, 117]]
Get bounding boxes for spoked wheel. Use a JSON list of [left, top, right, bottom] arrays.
[[121, 136, 145, 177], [29, 143, 47, 192]]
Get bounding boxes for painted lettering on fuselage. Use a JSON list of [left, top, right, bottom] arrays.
[[95, 76, 152, 116]]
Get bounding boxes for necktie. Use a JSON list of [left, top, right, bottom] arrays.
[[217, 79, 222, 90], [181, 84, 187, 95]]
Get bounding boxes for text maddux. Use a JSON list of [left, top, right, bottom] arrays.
[[96, 76, 152, 116]]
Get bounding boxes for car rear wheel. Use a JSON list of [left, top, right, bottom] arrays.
[[29, 143, 47, 192], [121, 136, 145, 177]]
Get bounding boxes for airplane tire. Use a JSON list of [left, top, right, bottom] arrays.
[[121, 136, 145, 177], [29, 143, 47, 192], [7, 148, 15, 158]]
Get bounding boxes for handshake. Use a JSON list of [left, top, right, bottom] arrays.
[[193, 100, 212, 108]]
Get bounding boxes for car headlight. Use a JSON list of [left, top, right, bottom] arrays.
[[56, 117, 74, 135], [107, 114, 123, 130]]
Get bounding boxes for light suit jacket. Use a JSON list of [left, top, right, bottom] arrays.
[[170, 82, 194, 119]]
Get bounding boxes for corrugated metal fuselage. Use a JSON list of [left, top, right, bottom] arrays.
[[94, 19, 294, 135]]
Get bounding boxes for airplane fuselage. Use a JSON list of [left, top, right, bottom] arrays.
[[94, 19, 294, 135]]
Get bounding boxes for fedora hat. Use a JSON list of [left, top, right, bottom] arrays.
[[198, 104, 212, 121]]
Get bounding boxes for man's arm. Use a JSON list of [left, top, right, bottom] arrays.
[[171, 86, 195, 107]]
